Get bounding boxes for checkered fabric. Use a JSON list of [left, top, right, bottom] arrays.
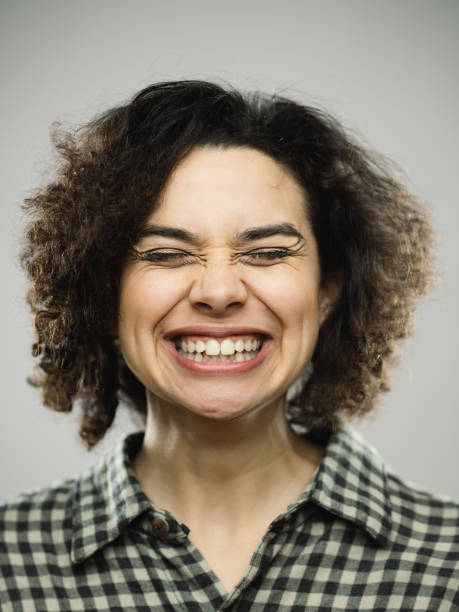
[[1, 427, 458, 611]]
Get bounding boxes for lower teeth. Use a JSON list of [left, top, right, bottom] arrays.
[[178, 349, 259, 362]]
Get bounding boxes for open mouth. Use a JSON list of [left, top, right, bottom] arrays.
[[173, 334, 265, 363]]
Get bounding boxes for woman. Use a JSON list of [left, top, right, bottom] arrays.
[[1, 80, 457, 610]]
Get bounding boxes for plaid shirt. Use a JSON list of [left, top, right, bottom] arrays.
[[1, 427, 458, 611]]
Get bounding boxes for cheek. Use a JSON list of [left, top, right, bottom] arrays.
[[118, 270, 188, 335], [250, 271, 320, 325]]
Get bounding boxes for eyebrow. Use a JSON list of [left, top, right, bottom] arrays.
[[236, 223, 304, 242], [137, 224, 197, 242], [137, 223, 305, 244]]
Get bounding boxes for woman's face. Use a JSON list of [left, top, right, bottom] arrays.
[[118, 146, 335, 421]]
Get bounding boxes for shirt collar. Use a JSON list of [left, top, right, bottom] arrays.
[[294, 426, 394, 545], [70, 426, 393, 563], [70, 432, 152, 564]]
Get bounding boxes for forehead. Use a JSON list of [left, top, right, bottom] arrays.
[[150, 146, 309, 231]]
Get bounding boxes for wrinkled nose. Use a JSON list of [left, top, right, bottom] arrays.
[[188, 262, 248, 314]]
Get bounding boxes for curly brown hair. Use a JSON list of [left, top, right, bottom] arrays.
[[20, 80, 435, 448]]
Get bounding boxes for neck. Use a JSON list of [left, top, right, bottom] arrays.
[[132, 392, 324, 527]]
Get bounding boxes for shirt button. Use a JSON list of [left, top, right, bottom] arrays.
[[152, 517, 169, 540]]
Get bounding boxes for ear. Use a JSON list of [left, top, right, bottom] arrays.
[[318, 270, 343, 326]]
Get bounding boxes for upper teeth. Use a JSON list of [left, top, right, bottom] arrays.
[[178, 337, 262, 356]]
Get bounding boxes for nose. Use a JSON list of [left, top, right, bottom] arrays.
[[188, 261, 248, 314]]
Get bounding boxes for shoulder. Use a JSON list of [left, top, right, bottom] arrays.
[[327, 428, 459, 556], [0, 480, 75, 546], [0, 466, 110, 609], [0, 433, 144, 567], [385, 467, 459, 548], [0, 470, 96, 559], [0, 480, 79, 606]]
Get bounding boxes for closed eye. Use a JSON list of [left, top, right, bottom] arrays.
[[135, 247, 296, 267], [136, 249, 197, 265], [238, 248, 293, 265]]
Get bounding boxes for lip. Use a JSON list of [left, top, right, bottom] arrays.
[[163, 325, 273, 375]]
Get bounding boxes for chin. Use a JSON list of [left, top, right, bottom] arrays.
[[183, 389, 280, 423], [194, 409, 246, 422], [187, 400, 253, 421]]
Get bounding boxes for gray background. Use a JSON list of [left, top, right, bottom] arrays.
[[1, 0, 458, 502]]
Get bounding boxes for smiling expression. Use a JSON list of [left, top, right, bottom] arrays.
[[118, 146, 335, 421]]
